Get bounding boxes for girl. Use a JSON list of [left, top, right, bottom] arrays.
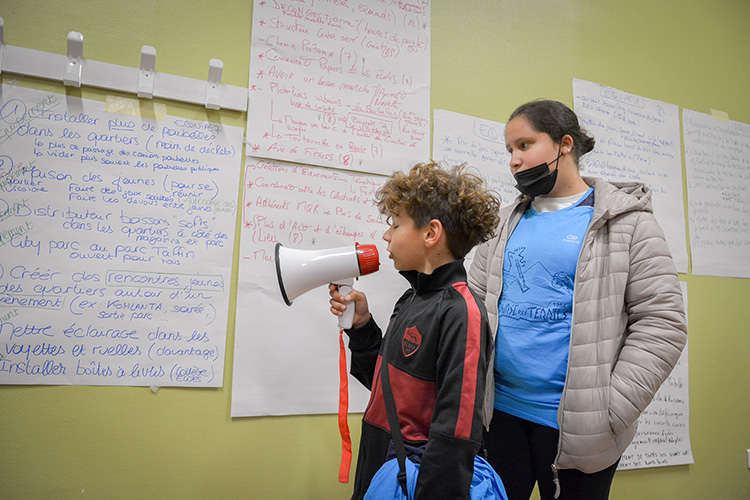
[[468, 100, 687, 500]]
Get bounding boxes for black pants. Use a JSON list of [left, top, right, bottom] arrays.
[[483, 410, 619, 500]]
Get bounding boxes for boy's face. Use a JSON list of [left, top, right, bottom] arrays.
[[383, 212, 428, 273]]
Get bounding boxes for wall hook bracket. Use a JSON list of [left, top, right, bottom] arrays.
[[138, 45, 157, 99], [205, 58, 223, 110], [63, 31, 83, 87], [0, 22, 247, 111]]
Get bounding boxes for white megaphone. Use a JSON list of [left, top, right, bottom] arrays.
[[275, 242, 380, 329]]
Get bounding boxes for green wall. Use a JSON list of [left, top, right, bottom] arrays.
[[1, 1, 749, 498]]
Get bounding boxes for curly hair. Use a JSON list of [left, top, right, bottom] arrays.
[[375, 161, 501, 259]]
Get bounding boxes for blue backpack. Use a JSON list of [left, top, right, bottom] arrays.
[[364, 358, 507, 500], [364, 454, 507, 500]]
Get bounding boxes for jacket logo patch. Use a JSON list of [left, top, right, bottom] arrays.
[[402, 326, 421, 357]]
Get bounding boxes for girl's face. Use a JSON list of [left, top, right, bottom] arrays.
[[504, 116, 560, 175], [382, 212, 427, 272]]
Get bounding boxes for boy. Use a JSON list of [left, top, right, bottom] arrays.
[[329, 161, 501, 499]]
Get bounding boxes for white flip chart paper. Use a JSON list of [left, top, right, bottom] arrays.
[[573, 78, 688, 273], [231, 158, 405, 416], [683, 109, 750, 278], [0, 85, 243, 387], [619, 283, 692, 469], [246, 0, 431, 175], [432, 109, 513, 205]]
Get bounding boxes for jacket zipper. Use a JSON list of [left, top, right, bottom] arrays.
[[552, 197, 602, 499], [551, 463, 561, 499]]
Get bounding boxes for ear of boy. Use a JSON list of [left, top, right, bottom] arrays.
[[422, 219, 455, 274]]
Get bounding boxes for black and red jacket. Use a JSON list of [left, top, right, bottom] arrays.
[[346, 259, 491, 500]]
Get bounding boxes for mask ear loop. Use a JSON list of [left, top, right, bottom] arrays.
[[549, 142, 564, 172], [553, 132, 577, 170]]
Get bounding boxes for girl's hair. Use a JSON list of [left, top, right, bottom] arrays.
[[509, 100, 596, 163], [375, 161, 500, 259]]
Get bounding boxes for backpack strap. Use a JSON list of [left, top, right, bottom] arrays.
[[380, 357, 410, 498]]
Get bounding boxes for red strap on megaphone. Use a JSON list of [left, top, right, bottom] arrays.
[[338, 328, 353, 483]]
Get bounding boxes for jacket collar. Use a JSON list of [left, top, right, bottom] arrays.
[[507, 177, 652, 224], [399, 259, 467, 295]]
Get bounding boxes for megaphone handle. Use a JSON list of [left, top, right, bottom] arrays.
[[335, 279, 355, 330]]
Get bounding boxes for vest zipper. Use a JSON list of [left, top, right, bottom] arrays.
[[551, 463, 561, 498]]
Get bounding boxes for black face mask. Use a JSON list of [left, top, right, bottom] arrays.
[[513, 146, 562, 199]]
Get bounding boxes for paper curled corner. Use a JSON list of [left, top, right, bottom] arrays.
[[711, 109, 730, 123], [150, 386, 160, 394]]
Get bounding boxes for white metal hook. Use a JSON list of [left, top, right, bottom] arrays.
[[63, 31, 83, 87], [205, 58, 223, 110], [0, 33, 247, 110], [138, 45, 156, 98]]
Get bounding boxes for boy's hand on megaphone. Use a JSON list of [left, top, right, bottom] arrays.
[[329, 283, 371, 330]]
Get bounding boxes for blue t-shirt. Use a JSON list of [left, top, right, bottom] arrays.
[[494, 190, 594, 428]]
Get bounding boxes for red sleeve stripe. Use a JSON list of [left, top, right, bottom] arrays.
[[452, 282, 481, 439]]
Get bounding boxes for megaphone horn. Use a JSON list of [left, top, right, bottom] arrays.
[[274, 242, 380, 328]]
